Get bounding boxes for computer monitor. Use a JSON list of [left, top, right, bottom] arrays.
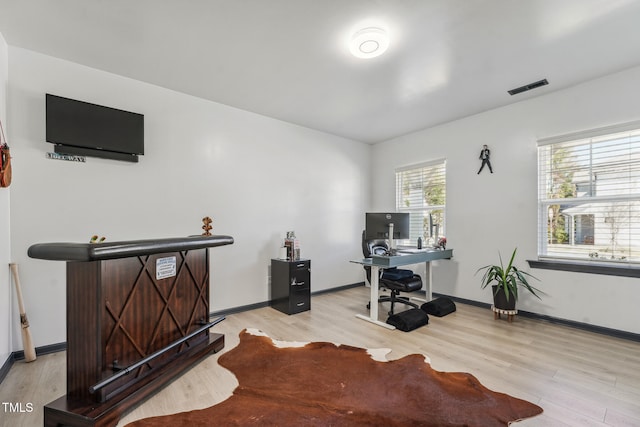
[[365, 212, 410, 241]]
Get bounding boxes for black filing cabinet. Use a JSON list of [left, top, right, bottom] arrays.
[[270, 259, 311, 314]]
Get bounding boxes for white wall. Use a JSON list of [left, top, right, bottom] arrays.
[[6, 45, 639, 353], [372, 65, 640, 335], [7, 47, 371, 349], [0, 31, 10, 362]]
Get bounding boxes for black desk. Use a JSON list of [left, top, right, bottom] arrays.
[[351, 248, 453, 329]]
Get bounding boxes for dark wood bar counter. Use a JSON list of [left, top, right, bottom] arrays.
[[28, 235, 234, 427]]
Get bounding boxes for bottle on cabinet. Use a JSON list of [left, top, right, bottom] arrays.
[[284, 231, 300, 261]]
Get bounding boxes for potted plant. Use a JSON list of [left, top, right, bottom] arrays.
[[476, 248, 543, 314]]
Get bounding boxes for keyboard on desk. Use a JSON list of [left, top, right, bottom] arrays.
[[372, 249, 431, 257], [397, 248, 432, 254]]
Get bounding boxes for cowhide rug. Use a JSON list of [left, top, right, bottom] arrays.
[[127, 329, 542, 426]]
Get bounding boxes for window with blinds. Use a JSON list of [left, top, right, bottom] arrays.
[[395, 160, 446, 246], [538, 121, 640, 264]]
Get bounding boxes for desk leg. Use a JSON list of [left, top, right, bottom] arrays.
[[425, 261, 432, 302], [355, 266, 395, 330]]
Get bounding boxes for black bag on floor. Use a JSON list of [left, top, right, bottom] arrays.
[[421, 297, 456, 317], [386, 308, 429, 332]]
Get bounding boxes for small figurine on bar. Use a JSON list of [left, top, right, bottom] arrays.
[[89, 235, 106, 243], [202, 216, 213, 236]]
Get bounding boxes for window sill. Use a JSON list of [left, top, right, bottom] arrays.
[[527, 259, 640, 278]]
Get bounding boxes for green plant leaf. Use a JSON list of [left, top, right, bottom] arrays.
[[477, 248, 545, 302]]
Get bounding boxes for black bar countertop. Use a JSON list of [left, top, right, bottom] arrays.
[[28, 235, 234, 261]]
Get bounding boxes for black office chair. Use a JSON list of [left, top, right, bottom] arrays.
[[361, 230, 423, 315]]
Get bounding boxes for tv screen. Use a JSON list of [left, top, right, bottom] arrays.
[[46, 94, 144, 161]]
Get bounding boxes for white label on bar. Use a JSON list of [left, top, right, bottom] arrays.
[[156, 256, 176, 280]]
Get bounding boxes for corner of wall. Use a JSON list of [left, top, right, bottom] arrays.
[[0, 30, 12, 362]]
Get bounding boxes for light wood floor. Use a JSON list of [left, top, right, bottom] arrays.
[[1, 286, 639, 427]]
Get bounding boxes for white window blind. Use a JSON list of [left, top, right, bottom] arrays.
[[538, 122, 640, 264], [395, 160, 446, 245]]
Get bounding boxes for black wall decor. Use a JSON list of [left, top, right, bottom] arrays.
[[477, 144, 493, 174]]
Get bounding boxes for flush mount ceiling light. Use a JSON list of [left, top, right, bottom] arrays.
[[350, 27, 389, 59]]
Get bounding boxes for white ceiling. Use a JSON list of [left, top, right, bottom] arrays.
[[1, 0, 640, 143]]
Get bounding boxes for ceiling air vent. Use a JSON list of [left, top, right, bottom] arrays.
[[508, 78, 549, 96]]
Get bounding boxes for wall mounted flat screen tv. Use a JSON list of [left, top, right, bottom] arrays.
[[46, 94, 144, 162]]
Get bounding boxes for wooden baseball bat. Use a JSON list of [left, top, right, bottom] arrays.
[[9, 263, 36, 362]]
